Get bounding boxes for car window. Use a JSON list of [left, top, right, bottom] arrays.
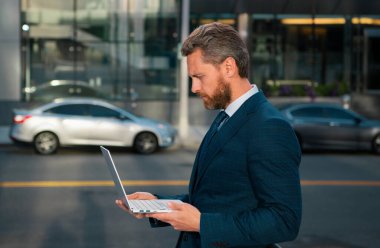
[[44, 104, 87, 116], [323, 107, 355, 120], [88, 105, 121, 118], [291, 107, 324, 118]]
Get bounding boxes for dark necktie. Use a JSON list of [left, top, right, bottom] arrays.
[[198, 111, 229, 162]]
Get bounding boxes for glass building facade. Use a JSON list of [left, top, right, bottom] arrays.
[[21, 0, 179, 101], [191, 14, 380, 98], [18, 0, 380, 102]]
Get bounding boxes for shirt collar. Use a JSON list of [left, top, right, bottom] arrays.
[[223, 84, 259, 117]]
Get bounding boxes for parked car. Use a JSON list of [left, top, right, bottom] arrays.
[[10, 98, 177, 154], [24, 80, 106, 102], [278, 103, 380, 154]]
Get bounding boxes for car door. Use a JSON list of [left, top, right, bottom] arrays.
[[44, 104, 92, 144], [322, 107, 361, 148], [290, 106, 333, 147], [86, 104, 134, 146]]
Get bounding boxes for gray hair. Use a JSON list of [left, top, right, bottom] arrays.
[[181, 22, 249, 78]]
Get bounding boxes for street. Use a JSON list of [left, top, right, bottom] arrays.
[[0, 145, 379, 248]]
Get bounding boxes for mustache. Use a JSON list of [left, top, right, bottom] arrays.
[[197, 93, 208, 98]]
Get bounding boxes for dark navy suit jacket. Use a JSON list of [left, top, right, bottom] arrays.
[[153, 92, 302, 248]]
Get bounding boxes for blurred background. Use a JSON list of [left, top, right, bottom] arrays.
[[1, 0, 380, 247], [1, 0, 380, 125]]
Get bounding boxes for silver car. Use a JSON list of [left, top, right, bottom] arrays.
[[279, 103, 380, 154], [10, 98, 177, 154]]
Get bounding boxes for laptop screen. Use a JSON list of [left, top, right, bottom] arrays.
[[100, 146, 130, 206]]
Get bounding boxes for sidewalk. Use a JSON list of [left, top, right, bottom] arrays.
[[176, 125, 207, 149], [0, 125, 207, 148], [0, 126, 11, 145]]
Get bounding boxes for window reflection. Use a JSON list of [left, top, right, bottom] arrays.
[[21, 0, 178, 101], [251, 14, 345, 96], [20, 2, 380, 101]]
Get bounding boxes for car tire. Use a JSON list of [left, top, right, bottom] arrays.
[[34, 131, 59, 155], [372, 134, 380, 154], [133, 132, 158, 154]]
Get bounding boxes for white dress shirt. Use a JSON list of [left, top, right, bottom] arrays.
[[224, 84, 259, 118]]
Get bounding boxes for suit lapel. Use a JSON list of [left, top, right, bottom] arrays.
[[189, 140, 204, 196], [190, 91, 268, 194], [192, 111, 247, 192], [189, 120, 221, 196]]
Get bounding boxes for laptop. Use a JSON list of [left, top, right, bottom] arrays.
[[100, 146, 182, 213]]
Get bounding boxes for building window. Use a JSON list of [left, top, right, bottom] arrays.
[[21, 0, 179, 102], [251, 14, 347, 97]]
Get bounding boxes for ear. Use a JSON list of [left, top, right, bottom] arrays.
[[222, 57, 238, 78]]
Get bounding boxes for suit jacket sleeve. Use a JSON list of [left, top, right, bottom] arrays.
[[200, 118, 302, 247]]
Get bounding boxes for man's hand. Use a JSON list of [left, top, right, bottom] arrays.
[[115, 192, 157, 219], [146, 201, 201, 232]]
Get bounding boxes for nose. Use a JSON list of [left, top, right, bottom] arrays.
[[191, 78, 200, 94]]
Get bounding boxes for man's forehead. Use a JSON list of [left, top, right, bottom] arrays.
[[187, 60, 210, 77]]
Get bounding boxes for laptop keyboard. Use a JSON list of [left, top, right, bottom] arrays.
[[130, 200, 168, 211]]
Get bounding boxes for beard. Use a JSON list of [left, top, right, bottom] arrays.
[[198, 77, 232, 110]]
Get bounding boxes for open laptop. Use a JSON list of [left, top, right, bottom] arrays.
[[100, 146, 182, 213]]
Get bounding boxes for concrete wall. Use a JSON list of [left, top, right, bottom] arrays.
[[0, 0, 21, 101]]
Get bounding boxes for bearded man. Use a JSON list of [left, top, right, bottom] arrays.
[[117, 22, 302, 248]]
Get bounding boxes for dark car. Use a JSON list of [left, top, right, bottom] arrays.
[[279, 103, 380, 153], [24, 80, 106, 102]]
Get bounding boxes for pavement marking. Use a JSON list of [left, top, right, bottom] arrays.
[[301, 180, 380, 186], [0, 180, 189, 188], [0, 180, 380, 188]]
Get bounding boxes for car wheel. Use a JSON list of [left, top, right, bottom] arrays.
[[133, 132, 158, 154], [372, 134, 380, 154], [34, 132, 59, 155]]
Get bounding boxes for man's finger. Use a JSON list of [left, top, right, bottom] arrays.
[[167, 201, 184, 210], [133, 213, 146, 219], [126, 192, 157, 200], [115, 199, 129, 211], [127, 192, 139, 199], [146, 213, 170, 221], [145, 213, 162, 218]]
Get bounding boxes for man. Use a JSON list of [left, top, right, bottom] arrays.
[[116, 22, 302, 248]]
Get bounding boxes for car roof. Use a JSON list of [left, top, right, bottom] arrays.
[[36, 97, 139, 119], [30, 97, 117, 112]]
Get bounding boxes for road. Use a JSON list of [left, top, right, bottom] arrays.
[[0, 145, 379, 248]]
